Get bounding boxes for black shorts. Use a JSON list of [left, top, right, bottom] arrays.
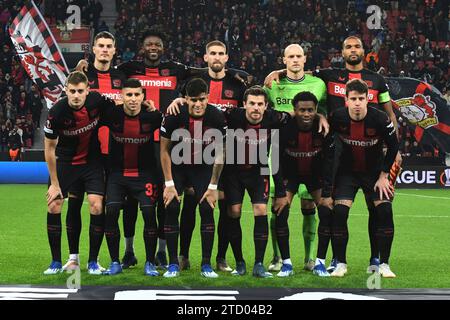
[[285, 175, 322, 195], [50, 162, 105, 198], [105, 172, 158, 208], [172, 164, 213, 201], [333, 170, 388, 202], [223, 167, 269, 205]]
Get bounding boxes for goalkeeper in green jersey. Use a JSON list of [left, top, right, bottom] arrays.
[[264, 44, 328, 272]]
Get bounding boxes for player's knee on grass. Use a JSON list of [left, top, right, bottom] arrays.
[[334, 199, 353, 208], [184, 187, 195, 196], [48, 199, 64, 213], [218, 190, 225, 200], [253, 203, 267, 216]]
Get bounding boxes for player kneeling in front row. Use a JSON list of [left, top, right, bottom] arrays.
[[272, 91, 334, 277], [327, 79, 398, 278], [102, 79, 163, 276], [160, 78, 226, 278]]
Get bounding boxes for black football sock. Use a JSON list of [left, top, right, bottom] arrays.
[[88, 213, 105, 262], [199, 201, 215, 266], [66, 197, 83, 255], [105, 205, 121, 263], [164, 200, 181, 265], [179, 193, 197, 259], [368, 203, 379, 260], [47, 212, 62, 262], [229, 216, 244, 263], [216, 199, 230, 262], [376, 202, 395, 264], [274, 206, 290, 260], [254, 215, 269, 264], [317, 205, 333, 260], [331, 204, 349, 264], [142, 206, 158, 263]]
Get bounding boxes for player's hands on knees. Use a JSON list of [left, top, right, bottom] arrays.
[[75, 59, 88, 73], [167, 98, 185, 115], [319, 197, 333, 209], [317, 114, 330, 136], [163, 186, 179, 207], [374, 172, 394, 201], [200, 189, 218, 209], [273, 196, 289, 215], [263, 70, 283, 88], [47, 185, 63, 206], [143, 99, 156, 111]]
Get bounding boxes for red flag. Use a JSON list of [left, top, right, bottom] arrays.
[[9, 0, 68, 108]]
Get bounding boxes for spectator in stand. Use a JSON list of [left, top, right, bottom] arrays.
[[7, 125, 22, 161], [0, 124, 9, 152]]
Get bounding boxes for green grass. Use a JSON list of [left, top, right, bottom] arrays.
[[1, 185, 449, 289]]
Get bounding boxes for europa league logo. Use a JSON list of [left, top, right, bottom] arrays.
[[440, 168, 450, 187]]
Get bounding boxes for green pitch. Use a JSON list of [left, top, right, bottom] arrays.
[[1, 184, 449, 289]]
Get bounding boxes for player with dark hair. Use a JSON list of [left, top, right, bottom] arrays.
[[272, 91, 334, 277], [101, 78, 162, 275], [43, 71, 115, 275], [166, 40, 248, 272], [327, 79, 399, 278], [160, 78, 227, 278], [62, 31, 128, 272], [223, 86, 291, 277]]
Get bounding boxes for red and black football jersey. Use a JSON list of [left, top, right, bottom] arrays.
[[101, 105, 162, 177], [278, 117, 334, 176], [44, 91, 116, 165], [160, 104, 227, 166], [314, 68, 391, 115], [86, 63, 126, 102], [118, 60, 201, 141], [330, 107, 399, 174], [224, 108, 290, 170], [181, 72, 247, 111], [85, 63, 127, 155]]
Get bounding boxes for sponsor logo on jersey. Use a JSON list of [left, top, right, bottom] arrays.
[[285, 148, 320, 158], [112, 134, 151, 144], [160, 69, 170, 76], [62, 119, 99, 136], [341, 136, 379, 147], [136, 76, 177, 90], [393, 93, 439, 129]]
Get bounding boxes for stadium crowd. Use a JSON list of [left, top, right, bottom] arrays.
[[0, 0, 449, 161]]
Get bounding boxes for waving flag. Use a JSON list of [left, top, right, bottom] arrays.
[[386, 77, 450, 154], [9, 0, 68, 108]]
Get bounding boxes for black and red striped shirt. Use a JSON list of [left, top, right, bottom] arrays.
[[330, 107, 398, 174], [44, 92, 115, 165], [86, 63, 126, 102], [182, 72, 247, 111], [225, 108, 290, 170], [314, 68, 391, 115], [160, 104, 227, 166], [101, 105, 162, 177], [85, 63, 127, 155]]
